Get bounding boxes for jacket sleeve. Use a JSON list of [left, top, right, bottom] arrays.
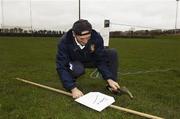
[[94, 34, 114, 80], [56, 39, 76, 90]]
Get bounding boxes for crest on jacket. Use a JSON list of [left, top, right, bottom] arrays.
[[90, 44, 95, 53]]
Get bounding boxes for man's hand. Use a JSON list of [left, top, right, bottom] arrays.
[[71, 87, 84, 99], [107, 79, 120, 91]]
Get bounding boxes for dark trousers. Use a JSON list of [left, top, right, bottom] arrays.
[[69, 48, 118, 81]]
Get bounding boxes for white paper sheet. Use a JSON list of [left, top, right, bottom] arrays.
[[75, 92, 115, 112]]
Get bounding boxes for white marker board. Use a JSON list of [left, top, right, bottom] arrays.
[[75, 92, 115, 112]]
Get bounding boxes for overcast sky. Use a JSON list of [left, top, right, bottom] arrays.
[[0, 0, 179, 31]]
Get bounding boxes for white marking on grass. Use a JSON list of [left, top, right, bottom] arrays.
[[120, 68, 174, 76], [90, 68, 176, 79]]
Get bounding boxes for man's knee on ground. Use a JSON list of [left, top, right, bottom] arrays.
[[105, 48, 118, 62], [69, 61, 85, 78]]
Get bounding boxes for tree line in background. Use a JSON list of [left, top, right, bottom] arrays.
[[0, 27, 64, 37], [0, 27, 180, 38], [110, 29, 180, 38]]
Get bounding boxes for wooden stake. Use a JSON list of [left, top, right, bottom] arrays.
[[16, 77, 164, 119]]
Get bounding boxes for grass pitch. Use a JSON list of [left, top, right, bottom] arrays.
[[0, 36, 180, 119]]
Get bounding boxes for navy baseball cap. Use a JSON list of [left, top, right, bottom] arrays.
[[72, 19, 92, 36]]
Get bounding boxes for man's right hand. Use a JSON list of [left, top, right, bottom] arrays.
[[71, 87, 84, 99]]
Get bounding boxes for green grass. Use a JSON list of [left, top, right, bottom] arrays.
[[0, 36, 180, 119]]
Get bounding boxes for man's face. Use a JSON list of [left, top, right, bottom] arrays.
[[75, 31, 91, 46]]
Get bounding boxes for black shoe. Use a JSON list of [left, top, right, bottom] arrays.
[[106, 85, 134, 99]]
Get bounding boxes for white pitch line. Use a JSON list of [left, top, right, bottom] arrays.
[[90, 68, 176, 78], [120, 68, 174, 76]]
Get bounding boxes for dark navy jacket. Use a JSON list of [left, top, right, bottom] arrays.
[[56, 29, 113, 90]]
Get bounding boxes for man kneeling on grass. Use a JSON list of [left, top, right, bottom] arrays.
[[56, 19, 120, 99]]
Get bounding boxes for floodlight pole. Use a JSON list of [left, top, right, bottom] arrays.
[[1, 0, 4, 28], [29, 0, 33, 32], [175, 0, 179, 34], [79, 0, 81, 20]]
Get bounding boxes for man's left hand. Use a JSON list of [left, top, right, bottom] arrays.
[[107, 79, 120, 91]]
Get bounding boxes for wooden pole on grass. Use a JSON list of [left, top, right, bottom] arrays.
[[16, 77, 164, 119]]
